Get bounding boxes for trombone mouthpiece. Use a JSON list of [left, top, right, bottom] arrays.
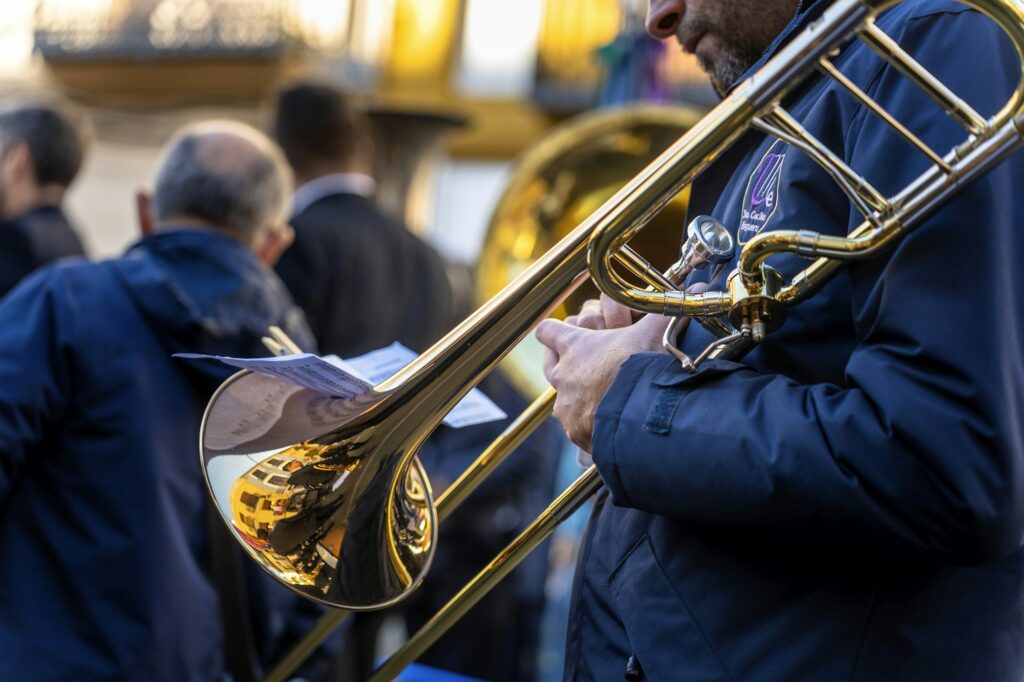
[[670, 215, 736, 285]]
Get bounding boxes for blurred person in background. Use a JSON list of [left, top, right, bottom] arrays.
[[272, 80, 455, 680], [271, 80, 453, 355], [0, 120, 315, 682], [270, 81, 562, 681], [0, 99, 90, 298]]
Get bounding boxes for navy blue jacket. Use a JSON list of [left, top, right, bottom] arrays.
[[0, 229, 314, 681], [0, 204, 86, 299], [572, 2, 1024, 680]]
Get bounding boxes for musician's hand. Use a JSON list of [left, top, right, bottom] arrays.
[[572, 294, 635, 331], [537, 285, 706, 452], [560, 295, 635, 464], [537, 311, 672, 452]]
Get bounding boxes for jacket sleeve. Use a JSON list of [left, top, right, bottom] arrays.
[[592, 8, 1024, 562], [0, 269, 75, 505]]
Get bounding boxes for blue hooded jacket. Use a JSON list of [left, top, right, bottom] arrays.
[[571, 1, 1024, 680], [0, 229, 315, 681]]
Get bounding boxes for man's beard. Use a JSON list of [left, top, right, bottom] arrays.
[[680, 0, 800, 98], [699, 43, 766, 97]]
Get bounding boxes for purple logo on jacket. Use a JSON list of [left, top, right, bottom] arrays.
[[739, 141, 786, 243]]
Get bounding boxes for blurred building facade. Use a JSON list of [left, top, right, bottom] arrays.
[[0, 0, 710, 264]]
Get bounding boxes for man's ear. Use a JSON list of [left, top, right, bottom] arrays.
[[2, 141, 31, 183], [135, 191, 155, 237], [256, 224, 294, 267], [354, 135, 376, 174]]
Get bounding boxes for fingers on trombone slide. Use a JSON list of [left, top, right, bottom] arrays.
[[261, 325, 303, 356], [571, 295, 634, 331]]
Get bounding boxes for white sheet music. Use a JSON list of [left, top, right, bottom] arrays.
[[175, 352, 372, 397], [338, 342, 508, 428], [176, 342, 506, 428]]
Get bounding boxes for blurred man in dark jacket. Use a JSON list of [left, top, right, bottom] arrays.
[[271, 81, 454, 355], [0, 120, 313, 681], [0, 100, 90, 298], [271, 82, 562, 681]]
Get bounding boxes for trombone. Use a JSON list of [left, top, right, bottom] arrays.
[[199, 0, 1024, 677]]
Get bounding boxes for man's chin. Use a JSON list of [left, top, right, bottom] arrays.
[[695, 57, 731, 98], [709, 78, 730, 99], [703, 52, 755, 98]]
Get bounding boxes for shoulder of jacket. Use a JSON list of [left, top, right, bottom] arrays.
[[47, 257, 137, 308], [43, 256, 103, 283], [833, 0, 984, 84], [880, 0, 977, 26]]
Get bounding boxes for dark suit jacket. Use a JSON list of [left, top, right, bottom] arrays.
[[275, 192, 453, 356], [0, 205, 85, 299]]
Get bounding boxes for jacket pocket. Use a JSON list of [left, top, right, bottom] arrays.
[[609, 536, 733, 682]]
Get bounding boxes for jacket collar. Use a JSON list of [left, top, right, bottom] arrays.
[[292, 173, 377, 216]]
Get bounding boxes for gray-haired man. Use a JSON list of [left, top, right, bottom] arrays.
[[0, 120, 314, 682]]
